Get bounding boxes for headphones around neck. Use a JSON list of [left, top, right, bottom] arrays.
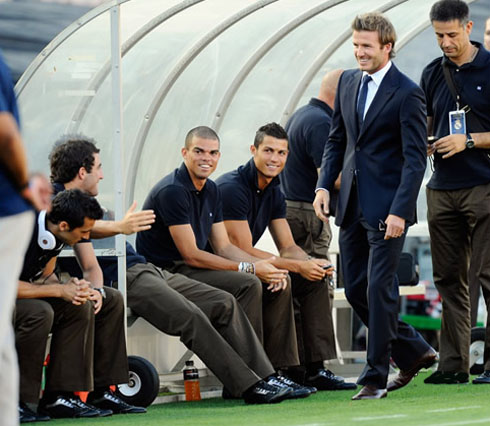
[[37, 210, 57, 250]]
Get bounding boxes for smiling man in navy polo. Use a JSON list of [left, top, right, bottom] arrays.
[[215, 122, 356, 391]]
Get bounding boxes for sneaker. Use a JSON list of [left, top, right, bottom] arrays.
[[242, 380, 290, 404], [305, 369, 357, 391], [267, 375, 312, 399], [87, 390, 146, 414], [38, 395, 99, 418], [19, 401, 50, 423], [473, 370, 490, 384], [424, 371, 469, 384], [70, 396, 113, 417]]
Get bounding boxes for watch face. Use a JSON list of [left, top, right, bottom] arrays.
[[466, 140, 475, 149]]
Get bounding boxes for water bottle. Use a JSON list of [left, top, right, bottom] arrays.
[[183, 360, 201, 401]]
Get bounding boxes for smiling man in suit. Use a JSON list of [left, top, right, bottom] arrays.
[[313, 12, 436, 400]]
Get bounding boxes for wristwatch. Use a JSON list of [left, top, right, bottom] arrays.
[[465, 134, 475, 149], [93, 287, 107, 299]]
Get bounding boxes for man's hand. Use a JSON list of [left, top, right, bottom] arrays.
[[313, 189, 330, 223], [254, 258, 289, 292], [384, 214, 405, 240], [434, 134, 466, 159], [89, 288, 103, 314], [61, 278, 91, 305], [298, 258, 330, 281], [427, 142, 436, 156], [22, 173, 52, 211], [119, 201, 156, 235]]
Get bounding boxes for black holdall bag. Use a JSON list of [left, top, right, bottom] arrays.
[[397, 252, 419, 286]]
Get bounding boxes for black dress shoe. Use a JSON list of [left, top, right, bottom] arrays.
[[305, 369, 357, 391], [473, 371, 490, 384], [266, 375, 312, 399], [38, 396, 100, 418], [351, 385, 387, 400], [19, 401, 50, 423], [242, 380, 291, 404], [70, 396, 113, 417], [87, 390, 146, 414], [472, 370, 490, 385], [387, 348, 438, 391], [424, 371, 469, 384]]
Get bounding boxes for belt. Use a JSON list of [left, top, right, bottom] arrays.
[[286, 200, 315, 211]]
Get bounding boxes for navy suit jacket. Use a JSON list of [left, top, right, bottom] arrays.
[[317, 64, 427, 229]]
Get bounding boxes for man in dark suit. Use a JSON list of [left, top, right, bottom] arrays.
[[313, 12, 436, 400]]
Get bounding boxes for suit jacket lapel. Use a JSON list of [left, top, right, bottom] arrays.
[[345, 71, 363, 136], [359, 65, 399, 138]]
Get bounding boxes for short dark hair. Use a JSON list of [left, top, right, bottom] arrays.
[[49, 136, 100, 184], [184, 126, 220, 149], [351, 12, 397, 59], [47, 189, 103, 230], [254, 122, 288, 148], [430, 0, 469, 24]]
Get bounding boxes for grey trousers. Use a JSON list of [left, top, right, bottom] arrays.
[[1, 211, 34, 424], [169, 263, 300, 369], [125, 263, 274, 396], [15, 287, 128, 403], [427, 182, 490, 372], [286, 205, 337, 362]]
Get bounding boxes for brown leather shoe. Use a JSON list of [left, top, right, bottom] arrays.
[[387, 348, 438, 392], [351, 385, 387, 400]]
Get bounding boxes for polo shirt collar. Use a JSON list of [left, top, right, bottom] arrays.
[[442, 41, 488, 69], [308, 98, 333, 116], [241, 158, 281, 193], [177, 162, 207, 194]]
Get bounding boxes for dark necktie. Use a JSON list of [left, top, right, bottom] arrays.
[[357, 74, 372, 128]]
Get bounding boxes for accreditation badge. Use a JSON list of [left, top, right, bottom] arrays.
[[448, 110, 466, 135]]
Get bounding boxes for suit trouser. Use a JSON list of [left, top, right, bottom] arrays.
[[427, 183, 490, 372], [340, 189, 431, 387], [286, 205, 337, 362], [0, 211, 34, 425], [15, 287, 128, 402], [170, 263, 300, 369], [125, 263, 274, 396]]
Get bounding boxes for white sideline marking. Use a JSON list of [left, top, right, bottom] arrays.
[[352, 414, 407, 421], [427, 406, 481, 413], [430, 419, 490, 426]]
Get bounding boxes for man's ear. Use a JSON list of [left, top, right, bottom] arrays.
[[58, 221, 70, 232], [181, 147, 187, 159], [250, 145, 257, 155], [78, 166, 86, 180]]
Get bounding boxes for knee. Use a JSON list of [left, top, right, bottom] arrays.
[[243, 275, 263, 300], [103, 287, 125, 314]]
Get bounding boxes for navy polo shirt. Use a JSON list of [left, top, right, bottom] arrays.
[[216, 158, 286, 246], [20, 211, 65, 282], [52, 182, 146, 286], [421, 42, 490, 190], [136, 163, 223, 268], [282, 98, 333, 203], [0, 52, 30, 217]]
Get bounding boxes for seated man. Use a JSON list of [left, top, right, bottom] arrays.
[[49, 136, 296, 403], [16, 190, 145, 421], [216, 123, 356, 391], [136, 126, 309, 389]]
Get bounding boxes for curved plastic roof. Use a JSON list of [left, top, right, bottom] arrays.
[[15, 0, 459, 213]]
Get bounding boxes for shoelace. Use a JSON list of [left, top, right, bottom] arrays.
[[276, 375, 303, 389], [103, 392, 131, 409]]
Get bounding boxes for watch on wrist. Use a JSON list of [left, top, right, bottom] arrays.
[[465, 134, 475, 149], [93, 287, 106, 299]]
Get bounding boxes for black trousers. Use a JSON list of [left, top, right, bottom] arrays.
[[339, 190, 431, 388]]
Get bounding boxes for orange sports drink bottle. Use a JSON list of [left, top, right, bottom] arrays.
[[183, 360, 201, 401]]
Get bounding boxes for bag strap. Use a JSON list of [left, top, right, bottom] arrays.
[[441, 61, 464, 110]]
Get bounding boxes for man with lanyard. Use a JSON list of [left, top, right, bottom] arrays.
[[421, 0, 490, 385], [49, 136, 295, 404], [216, 122, 356, 392]]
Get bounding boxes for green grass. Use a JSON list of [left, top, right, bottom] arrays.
[[47, 372, 490, 425]]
